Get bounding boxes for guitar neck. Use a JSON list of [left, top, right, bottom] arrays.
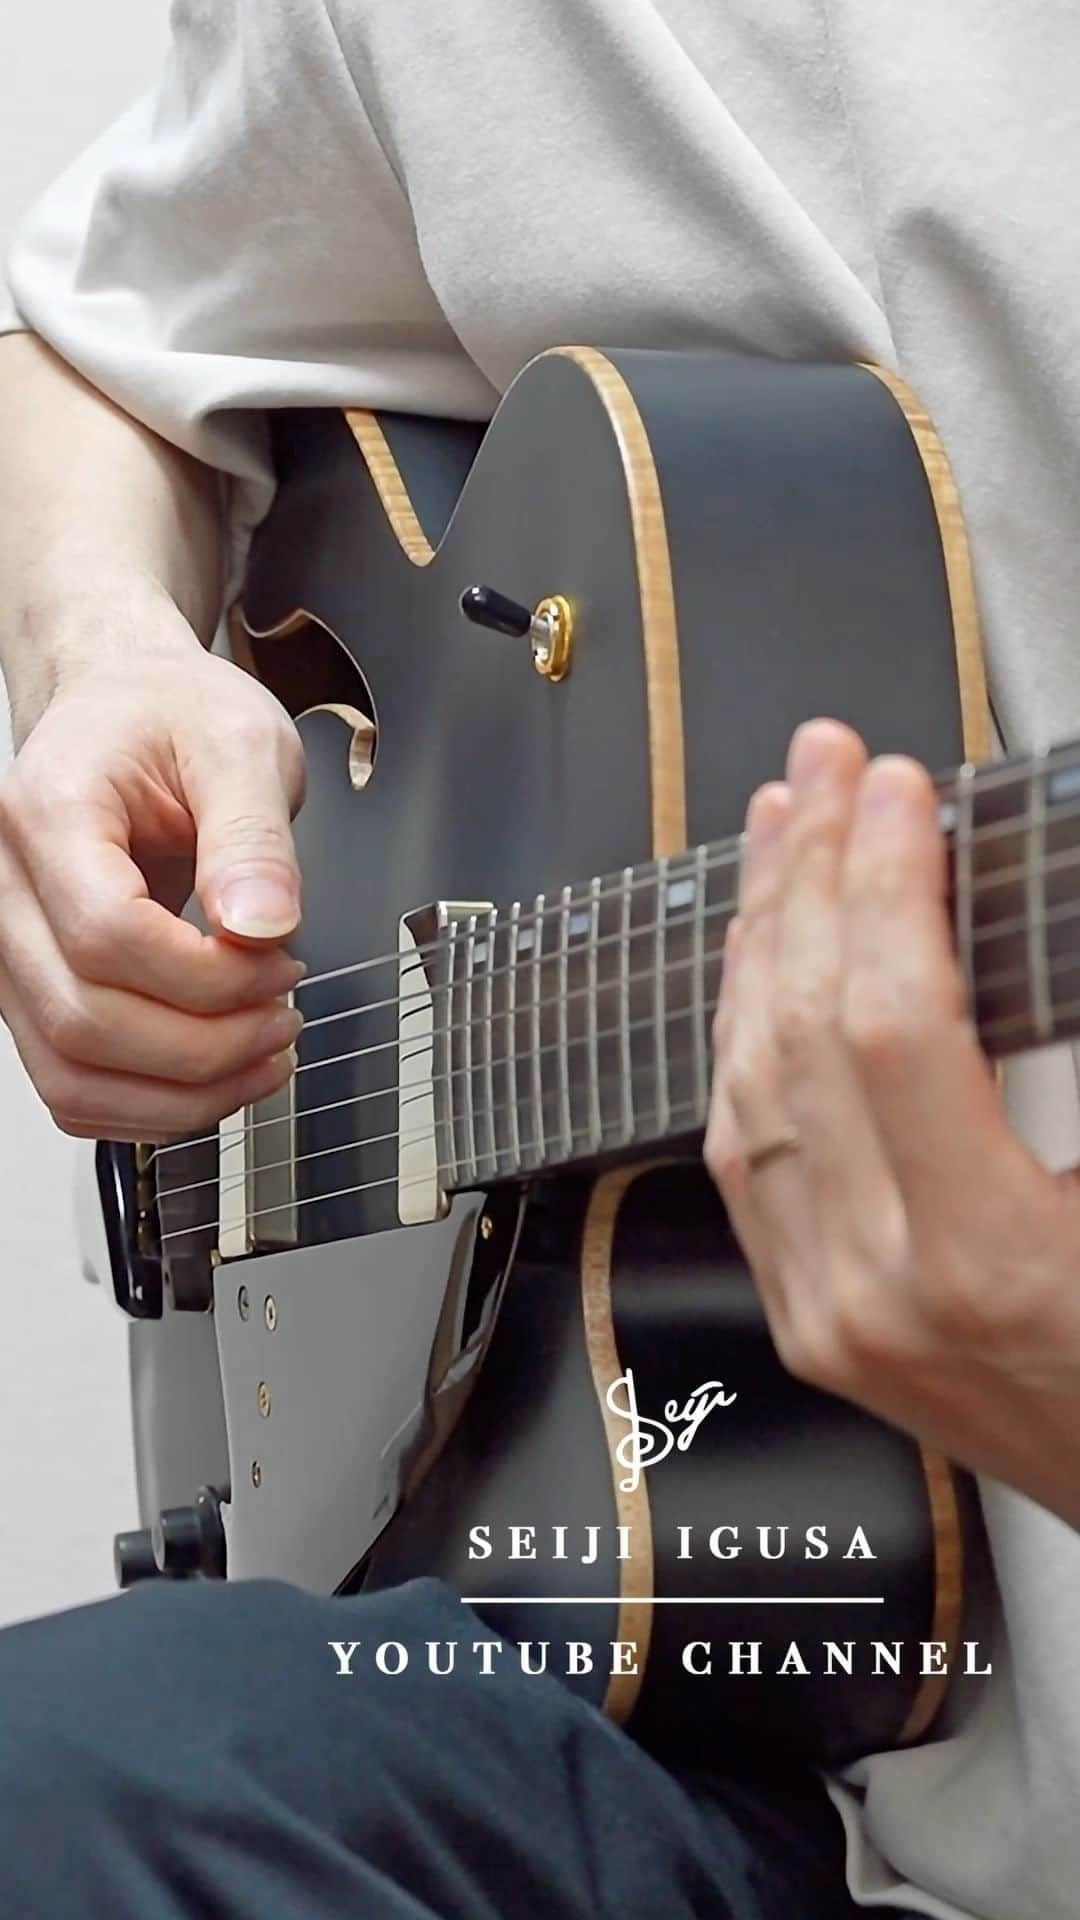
[[433, 738, 1080, 1190]]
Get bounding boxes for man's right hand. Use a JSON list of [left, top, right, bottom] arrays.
[[0, 621, 307, 1143]]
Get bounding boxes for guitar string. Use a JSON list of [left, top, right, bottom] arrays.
[[148, 865, 1080, 1175], [157, 954, 730, 1201], [157, 925, 1080, 1211], [147, 918, 734, 1170], [287, 822, 1080, 1044], [164, 938, 1080, 1247], [284, 772, 1080, 1005], [290, 910, 730, 1080], [294, 894, 726, 1059], [290, 851, 740, 999], [159, 1005, 717, 1203], [292, 858, 1080, 1068], [160, 1088, 705, 1245]]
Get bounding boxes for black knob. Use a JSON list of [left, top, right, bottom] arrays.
[[152, 1506, 204, 1577], [460, 585, 534, 638], [151, 1487, 227, 1581], [114, 1526, 163, 1590]]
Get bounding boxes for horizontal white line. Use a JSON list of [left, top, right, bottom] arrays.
[[462, 1596, 886, 1607]]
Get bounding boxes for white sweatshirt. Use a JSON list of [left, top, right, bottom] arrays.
[[4, 5, 1080, 1915]]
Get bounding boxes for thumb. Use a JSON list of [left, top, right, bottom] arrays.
[[188, 737, 304, 944]]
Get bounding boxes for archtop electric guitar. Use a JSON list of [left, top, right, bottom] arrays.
[[99, 346, 1068, 1768]]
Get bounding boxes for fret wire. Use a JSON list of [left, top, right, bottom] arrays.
[[654, 856, 671, 1138], [480, 907, 498, 1175], [951, 789, 1080, 857], [530, 893, 546, 1170], [1025, 752, 1053, 1044], [692, 843, 708, 1119], [448, 928, 466, 1184], [971, 890, 1080, 948], [986, 986, 1080, 1042], [460, 917, 477, 1181], [436, 957, 456, 1188], [977, 944, 1080, 997], [587, 876, 603, 1152], [557, 885, 573, 1161], [963, 834, 1080, 902], [505, 902, 521, 1170], [619, 867, 634, 1143]]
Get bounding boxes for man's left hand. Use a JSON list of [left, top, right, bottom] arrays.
[[704, 718, 1080, 1529]]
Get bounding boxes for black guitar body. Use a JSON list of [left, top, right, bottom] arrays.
[[356, 1165, 962, 1771], [143, 348, 982, 1767]]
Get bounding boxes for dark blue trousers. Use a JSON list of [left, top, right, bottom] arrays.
[[0, 1576, 874, 1918]]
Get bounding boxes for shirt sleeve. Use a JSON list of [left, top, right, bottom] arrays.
[[1, 0, 497, 592]]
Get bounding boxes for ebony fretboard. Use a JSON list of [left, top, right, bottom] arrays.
[[429, 739, 1080, 1191]]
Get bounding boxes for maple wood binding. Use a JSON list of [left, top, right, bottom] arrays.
[[553, 348, 689, 1724], [860, 363, 989, 1745], [580, 1166, 659, 1722], [554, 347, 688, 859], [860, 364, 991, 768], [344, 409, 436, 566], [230, 602, 376, 788]]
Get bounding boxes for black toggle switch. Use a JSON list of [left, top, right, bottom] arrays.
[[460, 585, 534, 638]]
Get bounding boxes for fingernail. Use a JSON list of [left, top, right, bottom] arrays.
[[858, 757, 920, 815], [264, 1006, 304, 1051], [787, 723, 833, 790], [219, 876, 299, 939], [746, 783, 789, 848], [262, 1046, 298, 1086]]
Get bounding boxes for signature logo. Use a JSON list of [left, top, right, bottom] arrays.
[[605, 1368, 737, 1493]]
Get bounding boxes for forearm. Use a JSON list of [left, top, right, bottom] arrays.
[[0, 332, 224, 743]]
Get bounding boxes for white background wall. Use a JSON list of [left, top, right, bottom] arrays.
[[0, 2, 170, 1625]]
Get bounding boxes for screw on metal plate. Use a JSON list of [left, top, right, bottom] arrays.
[[264, 1295, 278, 1333], [251, 1460, 263, 1489], [257, 1381, 272, 1419], [238, 1285, 250, 1322]]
